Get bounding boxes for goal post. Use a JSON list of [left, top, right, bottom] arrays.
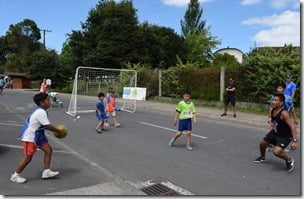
[[67, 66, 137, 116]]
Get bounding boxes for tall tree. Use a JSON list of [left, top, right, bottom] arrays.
[[6, 19, 41, 53], [81, 0, 140, 69], [4, 19, 42, 72], [180, 0, 205, 37], [0, 36, 8, 71], [138, 23, 186, 68], [29, 50, 63, 87], [180, 0, 220, 67]]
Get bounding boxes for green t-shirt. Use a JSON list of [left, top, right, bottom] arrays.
[[176, 100, 196, 120]]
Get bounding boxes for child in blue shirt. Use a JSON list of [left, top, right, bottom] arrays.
[[96, 92, 107, 133]]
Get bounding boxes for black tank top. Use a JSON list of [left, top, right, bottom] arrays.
[[271, 109, 291, 138]]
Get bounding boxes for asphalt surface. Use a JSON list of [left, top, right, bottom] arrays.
[[0, 90, 301, 196]]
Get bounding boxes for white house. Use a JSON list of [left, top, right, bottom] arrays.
[[214, 47, 246, 63]]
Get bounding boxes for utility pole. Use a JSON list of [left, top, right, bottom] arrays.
[[40, 29, 52, 49]]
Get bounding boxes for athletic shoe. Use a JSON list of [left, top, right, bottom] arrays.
[[10, 174, 27, 183], [42, 169, 59, 179], [186, 145, 193, 151], [115, 123, 120, 127], [286, 158, 295, 173], [233, 114, 236, 118], [104, 123, 109, 127], [253, 157, 266, 163], [220, 113, 227, 117], [168, 139, 174, 147], [96, 128, 102, 133]]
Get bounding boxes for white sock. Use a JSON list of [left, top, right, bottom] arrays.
[[13, 172, 19, 177], [43, 169, 50, 173]]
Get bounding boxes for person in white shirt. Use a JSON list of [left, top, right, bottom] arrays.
[[10, 93, 66, 183]]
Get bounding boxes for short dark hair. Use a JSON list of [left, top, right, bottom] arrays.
[[274, 93, 285, 102], [277, 82, 286, 89], [183, 90, 191, 96], [98, 92, 105, 98], [33, 93, 48, 106]]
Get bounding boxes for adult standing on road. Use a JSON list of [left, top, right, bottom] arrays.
[[40, 79, 48, 93], [285, 75, 296, 99], [221, 77, 237, 118]]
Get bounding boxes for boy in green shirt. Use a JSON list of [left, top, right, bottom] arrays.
[[169, 91, 197, 151]]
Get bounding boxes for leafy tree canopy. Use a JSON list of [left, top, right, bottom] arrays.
[[243, 44, 300, 103]]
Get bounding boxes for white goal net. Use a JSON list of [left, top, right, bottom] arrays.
[[67, 66, 137, 116]]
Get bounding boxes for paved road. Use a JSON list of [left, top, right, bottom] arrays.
[[0, 90, 301, 196]]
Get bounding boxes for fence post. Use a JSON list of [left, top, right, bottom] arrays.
[[220, 67, 225, 101], [159, 69, 162, 97]]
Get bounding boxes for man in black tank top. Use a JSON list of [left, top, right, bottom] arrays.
[[254, 93, 298, 172]]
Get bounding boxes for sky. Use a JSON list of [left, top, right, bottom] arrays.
[[0, 0, 300, 54]]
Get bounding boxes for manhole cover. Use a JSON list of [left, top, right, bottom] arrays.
[[141, 183, 181, 196]]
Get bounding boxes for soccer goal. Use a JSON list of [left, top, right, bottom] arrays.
[[67, 66, 137, 116]]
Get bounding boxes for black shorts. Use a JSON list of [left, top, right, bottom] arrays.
[[224, 96, 236, 106], [264, 131, 291, 149]]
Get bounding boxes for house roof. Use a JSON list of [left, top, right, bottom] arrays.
[[4, 72, 27, 77], [214, 47, 245, 55]]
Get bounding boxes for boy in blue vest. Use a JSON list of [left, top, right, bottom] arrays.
[[10, 93, 66, 183]]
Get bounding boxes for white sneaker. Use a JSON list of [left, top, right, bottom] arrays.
[[104, 122, 109, 127], [10, 174, 27, 183], [42, 169, 59, 179], [115, 123, 120, 127]]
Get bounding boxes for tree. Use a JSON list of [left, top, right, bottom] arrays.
[[212, 53, 241, 69], [29, 50, 63, 87], [6, 19, 41, 53], [180, 0, 220, 67], [0, 36, 8, 72], [63, 0, 186, 70], [81, 0, 141, 69], [181, 0, 206, 37], [138, 23, 186, 68], [4, 19, 42, 72], [243, 45, 300, 103], [184, 30, 220, 67]]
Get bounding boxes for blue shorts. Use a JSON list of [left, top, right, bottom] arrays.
[[178, 119, 192, 132], [96, 112, 108, 122], [34, 130, 48, 147]]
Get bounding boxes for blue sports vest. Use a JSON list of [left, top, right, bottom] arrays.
[[18, 106, 48, 147]]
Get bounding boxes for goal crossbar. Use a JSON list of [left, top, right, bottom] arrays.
[[67, 66, 137, 116]]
